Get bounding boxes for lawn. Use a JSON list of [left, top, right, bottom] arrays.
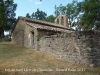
[[0, 42, 100, 75]]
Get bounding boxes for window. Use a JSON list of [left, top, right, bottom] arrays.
[[57, 19, 59, 24], [61, 16, 64, 25]]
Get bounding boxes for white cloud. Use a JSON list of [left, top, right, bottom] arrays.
[[35, 1, 42, 5]]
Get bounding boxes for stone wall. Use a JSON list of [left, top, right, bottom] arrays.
[[55, 15, 68, 27], [24, 23, 33, 48], [38, 30, 100, 66], [12, 16, 100, 67], [12, 19, 25, 46], [75, 31, 100, 66]]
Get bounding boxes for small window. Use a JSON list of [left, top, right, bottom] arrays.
[[61, 17, 64, 25], [57, 19, 59, 24]]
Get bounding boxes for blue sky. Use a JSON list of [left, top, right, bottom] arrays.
[[14, 0, 83, 18]]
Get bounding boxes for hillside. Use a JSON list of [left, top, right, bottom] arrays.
[[0, 42, 100, 75]]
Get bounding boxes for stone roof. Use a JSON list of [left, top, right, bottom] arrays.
[[27, 22, 70, 32], [12, 16, 71, 32]]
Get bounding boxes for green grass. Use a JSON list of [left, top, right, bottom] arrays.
[[0, 42, 100, 75]]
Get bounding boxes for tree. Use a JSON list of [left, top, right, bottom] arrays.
[[0, 0, 5, 38], [54, 0, 81, 30], [26, 9, 56, 23], [26, 13, 31, 18], [66, 0, 78, 28], [34, 9, 47, 20], [0, 0, 17, 39], [79, 0, 100, 30], [26, 9, 47, 21], [45, 15, 56, 23], [66, 0, 83, 30], [54, 4, 67, 17]]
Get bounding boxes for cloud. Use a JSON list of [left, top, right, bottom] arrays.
[[35, 1, 42, 5]]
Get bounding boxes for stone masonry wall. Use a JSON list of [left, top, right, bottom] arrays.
[[76, 31, 100, 66], [12, 19, 25, 46], [38, 30, 100, 66]]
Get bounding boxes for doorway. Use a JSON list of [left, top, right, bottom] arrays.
[[30, 32, 34, 48]]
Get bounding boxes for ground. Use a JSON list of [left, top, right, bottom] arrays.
[[0, 42, 100, 75]]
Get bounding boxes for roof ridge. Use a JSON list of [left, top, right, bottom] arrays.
[[18, 16, 71, 30]]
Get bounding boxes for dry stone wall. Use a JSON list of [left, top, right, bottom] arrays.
[[38, 30, 100, 66]]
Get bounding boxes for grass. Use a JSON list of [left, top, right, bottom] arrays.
[[0, 42, 100, 75]]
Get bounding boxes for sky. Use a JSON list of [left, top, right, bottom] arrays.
[[5, 0, 83, 35], [14, 0, 83, 18]]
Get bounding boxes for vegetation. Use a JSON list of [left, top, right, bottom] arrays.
[[54, 1, 81, 29], [79, 0, 100, 30], [0, 0, 100, 75], [0, 42, 100, 75], [45, 15, 56, 23], [26, 9, 47, 21], [53, 0, 100, 30], [26, 9, 55, 23], [1, 0, 100, 40], [0, 0, 17, 39]]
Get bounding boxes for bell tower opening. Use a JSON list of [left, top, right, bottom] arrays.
[[61, 16, 64, 25], [55, 14, 68, 27]]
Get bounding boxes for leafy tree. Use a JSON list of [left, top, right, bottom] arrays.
[[34, 9, 47, 20], [0, 0, 5, 38], [54, 0, 81, 30], [26, 9, 47, 21], [66, 0, 83, 30], [26, 9, 55, 23], [0, 0, 17, 38], [26, 13, 31, 18], [79, 0, 100, 30], [66, 0, 79, 28], [45, 15, 56, 23], [54, 4, 67, 17], [34, 0, 100, 30]]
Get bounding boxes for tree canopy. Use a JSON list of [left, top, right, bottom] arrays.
[[54, 0, 81, 30], [1, 0, 100, 39], [45, 15, 56, 23], [26, 0, 100, 31], [26, 9, 56, 23], [0, 0, 17, 38], [26, 9, 47, 21], [79, 0, 100, 30], [54, 0, 100, 30]]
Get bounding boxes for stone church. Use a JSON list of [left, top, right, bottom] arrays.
[[12, 15, 70, 49], [12, 15, 100, 67]]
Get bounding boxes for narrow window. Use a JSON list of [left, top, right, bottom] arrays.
[[61, 17, 64, 25], [57, 19, 59, 24]]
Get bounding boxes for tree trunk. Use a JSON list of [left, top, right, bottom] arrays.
[[0, 27, 4, 39], [2, 29, 4, 38]]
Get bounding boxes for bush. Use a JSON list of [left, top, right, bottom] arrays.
[[0, 34, 11, 42]]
